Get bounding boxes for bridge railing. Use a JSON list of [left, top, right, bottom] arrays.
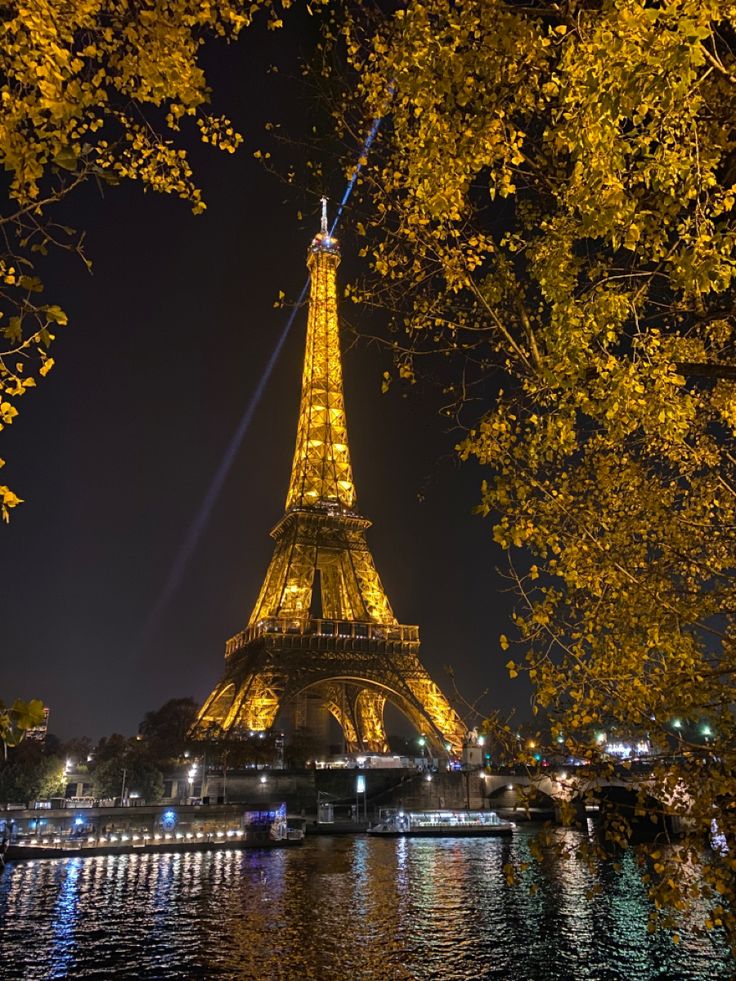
[[225, 618, 420, 656]]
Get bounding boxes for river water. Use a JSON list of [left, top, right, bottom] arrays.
[[0, 828, 732, 980]]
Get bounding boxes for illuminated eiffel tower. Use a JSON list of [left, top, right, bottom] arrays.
[[193, 202, 466, 755]]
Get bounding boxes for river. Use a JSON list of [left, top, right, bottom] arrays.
[[0, 828, 732, 980]]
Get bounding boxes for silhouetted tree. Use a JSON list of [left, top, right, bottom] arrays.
[[91, 743, 163, 803], [0, 740, 64, 805], [138, 698, 198, 764]]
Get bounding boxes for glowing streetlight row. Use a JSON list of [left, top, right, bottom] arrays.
[[26, 828, 248, 847]]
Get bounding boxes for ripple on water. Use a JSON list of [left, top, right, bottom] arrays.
[[0, 830, 732, 980]]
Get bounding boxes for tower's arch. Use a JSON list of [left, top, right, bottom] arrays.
[[288, 675, 459, 755]]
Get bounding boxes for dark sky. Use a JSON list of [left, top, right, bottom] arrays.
[[1, 16, 523, 740]]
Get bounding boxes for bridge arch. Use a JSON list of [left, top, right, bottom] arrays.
[[596, 785, 674, 840], [485, 781, 557, 819]]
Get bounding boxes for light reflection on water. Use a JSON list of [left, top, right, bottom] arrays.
[[0, 828, 732, 980]]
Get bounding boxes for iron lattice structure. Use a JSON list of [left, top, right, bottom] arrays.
[[194, 208, 466, 754]]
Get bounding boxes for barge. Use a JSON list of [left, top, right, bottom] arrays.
[[367, 809, 515, 837], [3, 805, 305, 863]]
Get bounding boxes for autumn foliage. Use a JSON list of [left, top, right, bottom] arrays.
[[329, 0, 736, 940], [0, 0, 294, 519]]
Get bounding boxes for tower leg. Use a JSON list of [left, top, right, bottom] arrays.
[[355, 689, 389, 753], [322, 682, 360, 752]]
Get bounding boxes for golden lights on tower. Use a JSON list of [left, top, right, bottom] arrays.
[[193, 204, 466, 755], [286, 199, 356, 512]]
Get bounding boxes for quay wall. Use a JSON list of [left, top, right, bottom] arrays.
[[1, 770, 488, 839], [211, 769, 485, 814]]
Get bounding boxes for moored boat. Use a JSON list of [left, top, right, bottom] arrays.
[[4, 803, 305, 862], [367, 809, 515, 837]]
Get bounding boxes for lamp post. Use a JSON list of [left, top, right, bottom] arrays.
[[188, 763, 198, 802], [671, 719, 684, 757], [201, 750, 208, 802], [356, 774, 367, 823], [417, 734, 434, 772], [63, 758, 74, 801]]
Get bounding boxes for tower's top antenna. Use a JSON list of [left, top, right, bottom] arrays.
[[311, 195, 339, 257]]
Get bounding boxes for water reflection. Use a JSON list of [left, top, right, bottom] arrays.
[[49, 858, 80, 978], [0, 829, 732, 980]]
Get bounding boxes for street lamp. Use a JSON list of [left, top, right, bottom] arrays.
[[188, 763, 198, 801], [63, 758, 74, 800], [356, 774, 366, 822]]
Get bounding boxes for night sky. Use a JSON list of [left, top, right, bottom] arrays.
[[1, 16, 522, 740]]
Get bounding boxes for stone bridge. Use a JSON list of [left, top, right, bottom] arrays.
[[480, 761, 692, 835]]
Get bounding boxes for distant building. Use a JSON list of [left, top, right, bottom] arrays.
[[25, 706, 50, 742]]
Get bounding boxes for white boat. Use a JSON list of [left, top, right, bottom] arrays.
[[367, 809, 515, 837]]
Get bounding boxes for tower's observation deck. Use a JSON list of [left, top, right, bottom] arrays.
[[194, 203, 466, 754]]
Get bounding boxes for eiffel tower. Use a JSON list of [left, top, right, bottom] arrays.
[[193, 202, 466, 755]]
